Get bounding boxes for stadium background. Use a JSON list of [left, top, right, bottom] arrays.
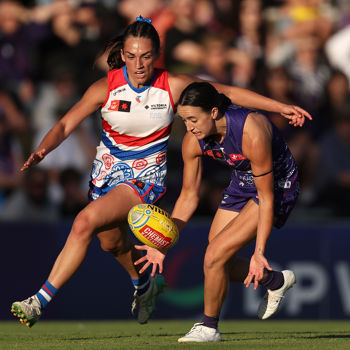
[[0, 0, 349, 321]]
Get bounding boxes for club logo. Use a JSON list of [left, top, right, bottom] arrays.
[[108, 100, 131, 112]]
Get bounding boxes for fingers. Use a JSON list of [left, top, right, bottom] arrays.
[[151, 264, 157, 277], [134, 245, 147, 251], [139, 261, 150, 274], [254, 278, 259, 290], [20, 149, 46, 171], [134, 256, 147, 266], [294, 106, 312, 120], [265, 262, 273, 271], [244, 274, 253, 288]]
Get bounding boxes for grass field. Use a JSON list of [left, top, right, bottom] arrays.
[[1, 320, 349, 350]]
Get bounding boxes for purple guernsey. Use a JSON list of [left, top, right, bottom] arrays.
[[198, 105, 299, 228]]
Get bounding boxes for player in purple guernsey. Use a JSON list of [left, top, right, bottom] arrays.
[[199, 104, 299, 229], [136, 82, 302, 343]]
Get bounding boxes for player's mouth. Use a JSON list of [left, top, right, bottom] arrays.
[[135, 71, 146, 79], [191, 131, 202, 137]]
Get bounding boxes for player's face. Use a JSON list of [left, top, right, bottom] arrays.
[[177, 105, 217, 139], [121, 36, 156, 89]]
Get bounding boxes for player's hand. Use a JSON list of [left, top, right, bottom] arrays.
[[244, 252, 272, 290], [134, 245, 167, 276], [21, 149, 47, 171], [280, 105, 312, 127]]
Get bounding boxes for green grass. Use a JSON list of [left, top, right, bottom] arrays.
[[1, 320, 350, 350]]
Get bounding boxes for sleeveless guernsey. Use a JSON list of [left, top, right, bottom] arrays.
[[89, 67, 175, 201], [198, 105, 299, 228]]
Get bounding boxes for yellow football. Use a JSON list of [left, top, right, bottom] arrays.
[[128, 204, 179, 249]]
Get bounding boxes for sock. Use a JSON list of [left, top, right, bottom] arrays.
[[260, 271, 284, 290], [35, 280, 58, 309], [202, 314, 219, 329], [132, 273, 150, 296]]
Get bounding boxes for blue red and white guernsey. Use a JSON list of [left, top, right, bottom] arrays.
[[88, 66, 175, 203], [198, 105, 300, 228]]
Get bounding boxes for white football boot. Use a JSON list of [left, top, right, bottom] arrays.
[[131, 274, 167, 324], [257, 270, 296, 320], [178, 323, 221, 343], [11, 295, 42, 328]]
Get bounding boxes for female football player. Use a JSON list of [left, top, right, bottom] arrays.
[[11, 16, 310, 328], [136, 82, 300, 342]]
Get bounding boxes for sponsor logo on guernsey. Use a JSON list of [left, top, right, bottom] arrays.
[[112, 87, 126, 95], [140, 225, 172, 248], [229, 153, 246, 161], [204, 149, 226, 160], [108, 100, 131, 112], [150, 103, 167, 110], [136, 95, 141, 103]]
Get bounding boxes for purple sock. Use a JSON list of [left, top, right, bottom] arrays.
[[202, 314, 219, 329], [261, 271, 284, 290]]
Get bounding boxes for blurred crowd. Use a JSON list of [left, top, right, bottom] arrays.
[[0, 0, 349, 222]]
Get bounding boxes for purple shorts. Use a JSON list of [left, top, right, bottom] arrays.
[[88, 179, 166, 204], [218, 173, 300, 229]]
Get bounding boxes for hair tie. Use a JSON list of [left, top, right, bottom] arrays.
[[136, 15, 152, 24]]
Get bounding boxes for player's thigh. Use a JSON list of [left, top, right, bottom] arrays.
[[206, 200, 259, 264], [83, 184, 142, 232], [208, 209, 239, 242]]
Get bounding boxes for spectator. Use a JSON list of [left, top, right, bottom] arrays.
[[321, 69, 350, 130], [195, 34, 232, 85], [285, 36, 332, 137], [164, 0, 205, 74], [264, 0, 335, 67], [0, 167, 57, 221], [313, 105, 350, 216], [0, 0, 68, 109], [325, 24, 350, 85], [58, 167, 89, 219], [0, 90, 27, 208]]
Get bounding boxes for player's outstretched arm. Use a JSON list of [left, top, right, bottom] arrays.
[[211, 82, 312, 127], [21, 78, 108, 171], [168, 73, 312, 128]]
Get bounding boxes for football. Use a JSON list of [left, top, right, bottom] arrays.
[[128, 204, 178, 249]]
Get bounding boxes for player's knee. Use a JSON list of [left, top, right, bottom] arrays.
[[70, 212, 94, 242], [203, 246, 222, 271]]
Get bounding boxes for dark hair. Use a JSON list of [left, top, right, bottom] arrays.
[[178, 82, 231, 115], [104, 19, 160, 70]]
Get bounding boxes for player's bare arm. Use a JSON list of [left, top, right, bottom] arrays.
[[134, 132, 203, 274], [171, 132, 203, 231], [168, 73, 311, 127], [21, 78, 108, 171], [242, 113, 274, 289], [212, 82, 312, 127]]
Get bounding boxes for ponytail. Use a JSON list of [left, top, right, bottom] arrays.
[[105, 35, 124, 70]]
